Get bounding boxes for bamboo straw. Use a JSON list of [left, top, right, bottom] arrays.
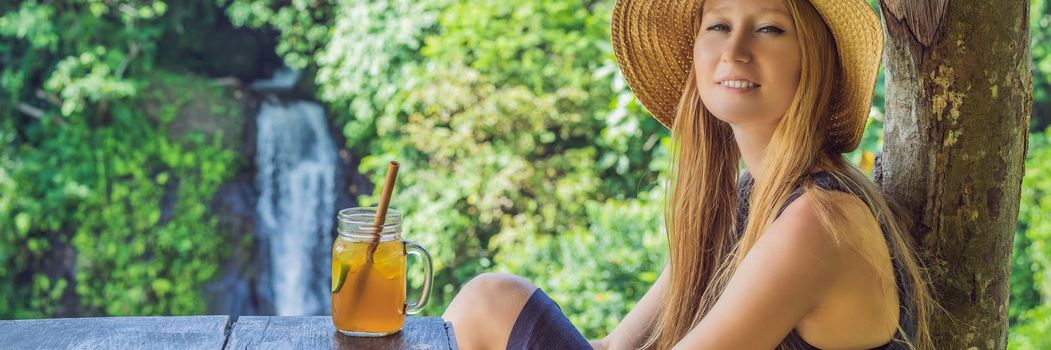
[[366, 161, 399, 264], [343, 161, 399, 318]]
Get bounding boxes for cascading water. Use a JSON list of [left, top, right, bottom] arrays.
[[254, 69, 337, 316]]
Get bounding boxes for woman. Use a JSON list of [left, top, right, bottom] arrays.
[[442, 0, 939, 349]]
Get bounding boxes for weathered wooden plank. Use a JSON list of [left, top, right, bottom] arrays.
[[225, 316, 457, 350], [0, 315, 231, 350]]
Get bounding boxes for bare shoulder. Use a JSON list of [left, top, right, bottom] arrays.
[[777, 187, 880, 252], [766, 189, 850, 257], [776, 187, 893, 297], [762, 187, 885, 282]]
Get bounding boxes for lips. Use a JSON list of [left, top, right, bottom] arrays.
[[715, 75, 760, 84]]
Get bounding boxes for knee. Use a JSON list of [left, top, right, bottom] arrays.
[[443, 273, 538, 350], [463, 272, 537, 299], [445, 272, 537, 318]]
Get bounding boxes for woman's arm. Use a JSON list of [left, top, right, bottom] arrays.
[[595, 262, 670, 350]]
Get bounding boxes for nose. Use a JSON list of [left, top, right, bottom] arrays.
[[721, 32, 752, 64]]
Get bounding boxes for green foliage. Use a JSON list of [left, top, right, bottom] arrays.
[[1010, 305, 1051, 350], [224, 0, 333, 70], [358, 61, 611, 316], [1031, 0, 1051, 130], [45, 47, 138, 116], [313, 0, 448, 149], [419, 0, 669, 197], [1025, 131, 1051, 298], [1009, 127, 1051, 348], [0, 1, 241, 318], [223, 0, 451, 150], [1011, 228, 1043, 326], [0, 74, 240, 317]]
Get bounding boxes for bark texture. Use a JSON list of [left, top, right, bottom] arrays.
[[876, 0, 1032, 349]]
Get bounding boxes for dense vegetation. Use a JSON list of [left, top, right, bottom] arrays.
[[2, 0, 1049, 346], [0, 0, 248, 318]]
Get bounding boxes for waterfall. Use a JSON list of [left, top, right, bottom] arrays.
[[254, 72, 337, 316]]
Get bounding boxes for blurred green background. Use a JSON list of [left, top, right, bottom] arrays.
[[1, 0, 1049, 348]]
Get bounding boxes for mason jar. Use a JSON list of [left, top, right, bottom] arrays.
[[330, 207, 433, 336]]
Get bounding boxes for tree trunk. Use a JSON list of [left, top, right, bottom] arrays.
[[875, 0, 1032, 349]]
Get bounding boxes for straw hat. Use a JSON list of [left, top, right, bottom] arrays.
[[611, 0, 883, 153]]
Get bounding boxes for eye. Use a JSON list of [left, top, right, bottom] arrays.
[[706, 23, 731, 32], [758, 26, 785, 34]]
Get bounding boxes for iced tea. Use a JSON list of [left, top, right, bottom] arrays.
[[331, 238, 406, 334]]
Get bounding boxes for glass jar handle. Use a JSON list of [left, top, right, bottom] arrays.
[[403, 240, 432, 315]]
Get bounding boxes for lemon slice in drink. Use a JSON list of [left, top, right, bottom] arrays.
[[375, 245, 402, 280], [331, 260, 350, 293]]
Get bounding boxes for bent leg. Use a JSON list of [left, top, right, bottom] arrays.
[[442, 272, 539, 350]]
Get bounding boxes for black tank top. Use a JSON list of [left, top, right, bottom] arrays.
[[735, 171, 917, 350]]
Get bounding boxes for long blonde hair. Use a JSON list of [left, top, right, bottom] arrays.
[[639, 0, 937, 349]]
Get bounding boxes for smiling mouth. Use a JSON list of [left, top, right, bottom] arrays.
[[717, 80, 760, 89]]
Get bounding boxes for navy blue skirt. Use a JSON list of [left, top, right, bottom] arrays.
[[506, 288, 594, 350]]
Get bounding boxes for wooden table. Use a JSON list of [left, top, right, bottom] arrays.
[[0, 315, 457, 350]]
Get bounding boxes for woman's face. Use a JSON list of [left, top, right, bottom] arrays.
[[694, 0, 801, 127]]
